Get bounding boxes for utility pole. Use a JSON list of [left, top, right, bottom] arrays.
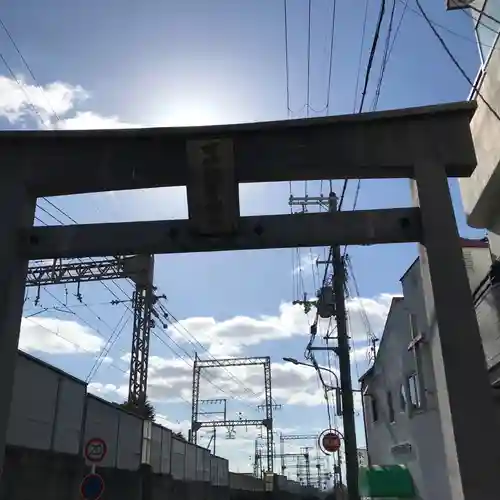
[[290, 192, 360, 500], [330, 192, 360, 500]]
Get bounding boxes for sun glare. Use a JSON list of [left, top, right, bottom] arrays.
[[157, 101, 226, 127]]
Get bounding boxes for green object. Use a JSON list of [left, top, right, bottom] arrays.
[[358, 464, 416, 498]]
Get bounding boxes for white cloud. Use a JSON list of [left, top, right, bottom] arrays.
[[292, 252, 319, 276], [19, 316, 103, 354], [0, 74, 136, 130], [88, 382, 125, 399], [347, 293, 396, 342], [168, 294, 394, 357], [55, 111, 140, 130], [0, 75, 87, 126], [91, 294, 393, 408]]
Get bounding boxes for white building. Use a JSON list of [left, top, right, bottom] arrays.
[[360, 238, 499, 500], [452, 0, 500, 256]]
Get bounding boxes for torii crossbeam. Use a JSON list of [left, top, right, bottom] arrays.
[[0, 101, 498, 499]]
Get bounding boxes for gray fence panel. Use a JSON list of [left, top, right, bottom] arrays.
[[217, 457, 229, 486], [52, 376, 86, 454], [171, 438, 186, 480], [210, 456, 218, 484], [185, 443, 197, 481], [202, 449, 211, 482], [83, 396, 119, 468], [195, 446, 205, 481], [151, 424, 162, 473], [160, 427, 172, 475], [116, 410, 142, 470], [7, 354, 59, 450]]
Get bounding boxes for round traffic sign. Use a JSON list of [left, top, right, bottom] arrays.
[[322, 432, 341, 453], [80, 473, 104, 500], [84, 438, 107, 463]]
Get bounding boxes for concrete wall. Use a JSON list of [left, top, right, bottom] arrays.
[[6, 352, 86, 455], [1, 351, 317, 500]]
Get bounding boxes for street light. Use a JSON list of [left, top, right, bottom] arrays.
[[283, 357, 340, 388], [283, 357, 342, 415]]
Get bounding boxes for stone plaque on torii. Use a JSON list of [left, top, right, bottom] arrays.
[[0, 101, 498, 499]]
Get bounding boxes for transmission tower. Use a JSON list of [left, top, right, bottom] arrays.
[[26, 254, 155, 406], [191, 355, 274, 473]]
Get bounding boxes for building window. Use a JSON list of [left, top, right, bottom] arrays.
[[408, 373, 422, 410], [371, 396, 379, 423], [400, 384, 407, 413], [463, 249, 474, 271], [387, 391, 395, 423]]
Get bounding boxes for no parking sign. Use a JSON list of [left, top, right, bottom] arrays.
[[80, 473, 104, 500]]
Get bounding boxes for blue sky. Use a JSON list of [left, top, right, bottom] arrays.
[[1, 0, 488, 474]]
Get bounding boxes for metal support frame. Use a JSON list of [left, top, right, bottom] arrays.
[[0, 100, 497, 499], [25, 255, 155, 406], [191, 356, 274, 473], [279, 434, 319, 482], [199, 398, 227, 419]]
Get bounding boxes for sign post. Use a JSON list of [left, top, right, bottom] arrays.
[[84, 437, 107, 472], [81, 438, 107, 500]]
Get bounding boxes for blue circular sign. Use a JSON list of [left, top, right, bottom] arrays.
[[80, 473, 104, 500]]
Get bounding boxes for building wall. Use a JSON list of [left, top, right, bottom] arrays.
[[362, 296, 449, 500], [459, 1, 500, 230], [399, 263, 453, 500], [362, 244, 499, 500], [489, 230, 500, 261]]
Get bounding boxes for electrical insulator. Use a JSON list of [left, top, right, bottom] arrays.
[[316, 286, 336, 318]]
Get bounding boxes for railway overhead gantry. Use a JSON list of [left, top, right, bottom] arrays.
[[0, 101, 498, 499], [25, 254, 155, 407]]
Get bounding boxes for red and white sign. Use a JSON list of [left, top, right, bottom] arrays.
[[322, 432, 341, 453], [84, 438, 107, 464]]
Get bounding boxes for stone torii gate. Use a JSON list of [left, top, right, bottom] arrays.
[[0, 101, 498, 499]]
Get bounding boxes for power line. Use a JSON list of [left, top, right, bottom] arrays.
[[325, 0, 338, 115], [397, 0, 500, 51], [22, 316, 128, 377], [353, 0, 371, 113], [86, 311, 131, 382], [0, 16, 62, 122], [283, 0, 292, 117], [414, 0, 500, 123], [0, 51, 50, 128], [338, 0, 387, 212], [154, 298, 262, 400], [371, 0, 397, 112]]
